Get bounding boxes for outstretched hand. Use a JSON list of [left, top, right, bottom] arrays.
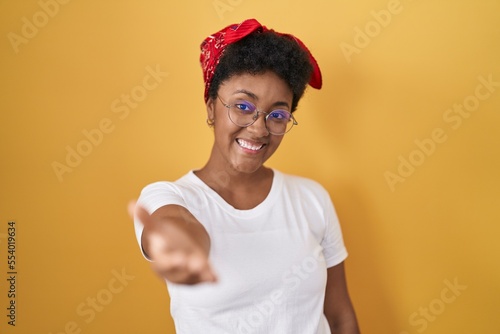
[[128, 201, 217, 285]]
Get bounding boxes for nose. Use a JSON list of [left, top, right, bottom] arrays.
[[247, 112, 269, 137]]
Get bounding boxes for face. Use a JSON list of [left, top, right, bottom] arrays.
[[206, 71, 293, 175]]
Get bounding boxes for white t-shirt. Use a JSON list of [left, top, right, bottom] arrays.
[[134, 169, 348, 334]]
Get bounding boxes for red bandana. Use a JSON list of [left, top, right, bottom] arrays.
[[200, 18, 322, 102]]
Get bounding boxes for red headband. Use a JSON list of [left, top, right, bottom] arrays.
[[200, 18, 322, 102]]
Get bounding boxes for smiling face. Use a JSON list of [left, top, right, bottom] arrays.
[[205, 71, 293, 176]]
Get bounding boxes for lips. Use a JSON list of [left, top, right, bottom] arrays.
[[236, 138, 265, 151]]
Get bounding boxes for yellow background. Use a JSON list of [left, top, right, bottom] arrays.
[[1, 0, 499, 333]]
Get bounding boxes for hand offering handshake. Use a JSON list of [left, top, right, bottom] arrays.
[[129, 201, 217, 285]]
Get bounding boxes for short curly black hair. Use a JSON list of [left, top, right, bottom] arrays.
[[208, 31, 313, 112]]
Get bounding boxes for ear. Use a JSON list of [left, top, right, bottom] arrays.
[[206, 97, 216, 121]]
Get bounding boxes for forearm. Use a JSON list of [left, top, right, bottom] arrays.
[[324, 264, 361, 334], [133, 203, 216, 284], [327, 312, 360, 334]]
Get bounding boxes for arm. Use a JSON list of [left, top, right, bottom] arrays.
[[324, 262, 360, 334], [130, 202, 217, 285]]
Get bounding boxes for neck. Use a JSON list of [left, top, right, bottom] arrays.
[[194, 158, 274, 210], [196, 163, 271, 193]]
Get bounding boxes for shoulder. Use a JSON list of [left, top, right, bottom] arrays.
[[275, 170, 333, 209], [277, 170, 330, 198], [139, 171, 199, 197], [137, 172, 201, 214]]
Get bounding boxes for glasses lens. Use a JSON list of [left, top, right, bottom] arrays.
[[223, 97, 296, 135], [228, 101, 257, 127], [266, 110, 294, 135]]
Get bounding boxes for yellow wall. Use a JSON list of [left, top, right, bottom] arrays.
[[1, 1, 499, 333]]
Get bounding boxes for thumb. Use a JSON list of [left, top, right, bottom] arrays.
[[127, 200, 137, 219], [128, 200, 153, 227]]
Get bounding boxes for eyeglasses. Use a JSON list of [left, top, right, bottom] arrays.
[[217, 95, 298, 135]]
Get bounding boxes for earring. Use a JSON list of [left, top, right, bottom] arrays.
[[206, 118, 215, 127]]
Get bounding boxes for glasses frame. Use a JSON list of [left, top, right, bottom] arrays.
[[217, 95, 298, 135]]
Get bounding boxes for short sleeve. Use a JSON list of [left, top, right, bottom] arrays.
[[321, 190, 348, 268], [133, 181, 186, 261]]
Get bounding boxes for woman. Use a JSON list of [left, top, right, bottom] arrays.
[[131, 18, 360, 334]]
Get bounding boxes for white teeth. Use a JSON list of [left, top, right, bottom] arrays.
[[237, 139, 264, 151]]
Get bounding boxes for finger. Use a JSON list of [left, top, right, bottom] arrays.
[[154, 264, 216, 285], [200, 264, 218, 283], [187, 255, 217, 283], [127, 200, 137, 219], [152, 258, 193, 284], [130, 201, 154, 228], [147, 232, 170, 259], [153, 251, 187, 272], [152, 251, 217, 284]]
